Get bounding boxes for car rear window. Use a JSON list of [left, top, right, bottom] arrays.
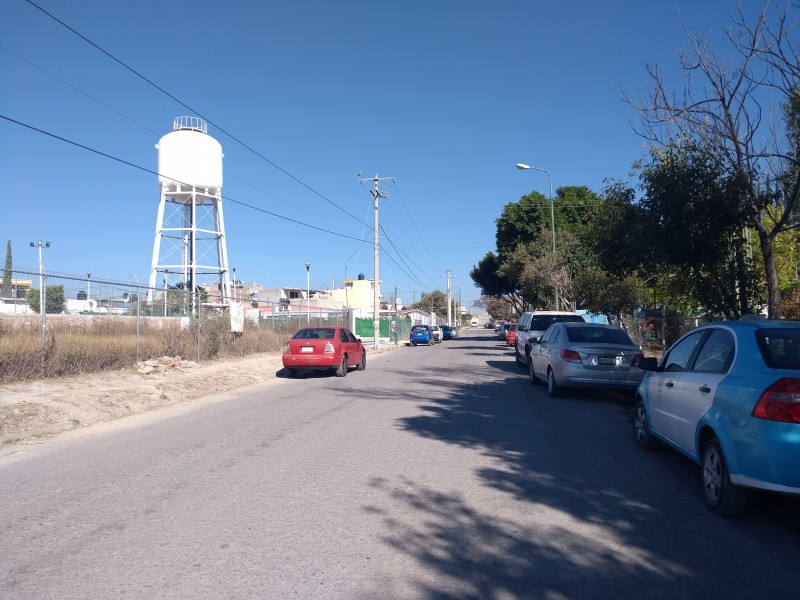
[[530, 315, 585, 331], [566, 327, 632, 345], [293, 328, 336, 340], [756, 328, 800, 369], [412, 325, 427, 331]]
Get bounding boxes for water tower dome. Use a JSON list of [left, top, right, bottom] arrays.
[[156, 116, 223, 193]]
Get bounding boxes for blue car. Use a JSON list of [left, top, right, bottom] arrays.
[[634, 318, 800, 516], [410, 324, 433, 346], [441, 325, 453, 341]]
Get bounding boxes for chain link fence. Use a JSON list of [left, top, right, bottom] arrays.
[[1, 268, 354, 382]]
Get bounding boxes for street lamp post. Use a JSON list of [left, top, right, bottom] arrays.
[[516, 163, 559, 310], [305, 261, 311, 324], [30, 241, 50, 342]]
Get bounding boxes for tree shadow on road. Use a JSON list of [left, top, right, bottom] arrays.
[[354, 352, 800, 599]]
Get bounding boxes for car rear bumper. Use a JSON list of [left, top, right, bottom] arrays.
[[724, 421, 800, 493], [554, 363, 645, 390], [282, 354, 341, 369]]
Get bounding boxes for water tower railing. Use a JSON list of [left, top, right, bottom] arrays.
[[173, 116, 207, 133]]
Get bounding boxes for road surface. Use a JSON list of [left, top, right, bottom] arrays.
[[2, 329, 798, 599]]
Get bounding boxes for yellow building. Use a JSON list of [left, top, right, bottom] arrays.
[[327, 275, 378, 316]]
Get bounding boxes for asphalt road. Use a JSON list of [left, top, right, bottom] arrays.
[[2, 329, 798, 599]]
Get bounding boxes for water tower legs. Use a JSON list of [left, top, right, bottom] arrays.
[[147, 185, 231, 310]]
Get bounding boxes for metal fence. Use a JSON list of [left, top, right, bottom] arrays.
[[622, 312, 710, 357], [3, 267, 350, 321], [1, 268, 354, 365]]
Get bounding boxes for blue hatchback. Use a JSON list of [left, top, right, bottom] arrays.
[[410, 324, 433, 346], [634, 318, 800, 516]]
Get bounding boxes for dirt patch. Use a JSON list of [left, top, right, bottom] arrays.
[[0, 352, 286, 447], [0, 345, 401, 449]]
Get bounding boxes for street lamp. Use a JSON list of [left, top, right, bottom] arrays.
[[30, 241, 50, 342], [516, 163, 559, 310], [305, 261, 311, 324]]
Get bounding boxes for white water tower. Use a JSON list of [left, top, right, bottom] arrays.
[[148, 117, 231, 308]]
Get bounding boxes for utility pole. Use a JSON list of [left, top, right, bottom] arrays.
[[359, 173, 395, 350], [30, 241, 50, 342], [394, 284, 399, 347], [445, 268, 456, 326]]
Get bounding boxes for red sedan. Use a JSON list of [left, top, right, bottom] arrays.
[[282, 326, 366, 377], [506, 323, 518, 347]]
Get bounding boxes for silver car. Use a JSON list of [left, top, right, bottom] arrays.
[[429, 325, 442, 343], [529, 322, 645, 396]]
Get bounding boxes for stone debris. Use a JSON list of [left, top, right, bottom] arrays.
[[136, 355, 197, 375]]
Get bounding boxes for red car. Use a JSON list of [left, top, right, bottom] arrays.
[[506, 323, 518, 347], [282, 326, 366, 377]]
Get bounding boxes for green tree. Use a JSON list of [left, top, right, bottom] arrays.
[[573, 266, 648, 325], [583, 181, 655, 277], [475, 186, 604, 313], [623, 2, 800, 316], [639, 138, 763, 318], [478, 295, 515, 320], [409, 290, 449, 319], [1, 240, 11, 298], [26, 285, 65, 314], [470, 252, 523, 314], [494, 192, 550, 256]]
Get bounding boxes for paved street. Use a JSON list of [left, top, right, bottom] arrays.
[[2, 329, 798, 599]]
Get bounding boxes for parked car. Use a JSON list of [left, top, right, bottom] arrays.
[[634, 318, 800, 516], [528, 322, 645, 396], [499, 322, 513, 341], [441, 325, 453, 340], [410, 324, 433, 346], [506, 323, 518, 347], [282, 326, 366, 378], [515, 311, 586, 367], [430, 325, 443, 343], [451, 326, 460, 338]]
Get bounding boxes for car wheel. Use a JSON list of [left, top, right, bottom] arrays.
[[546, 368, 561, 397], [633, 399, 660, 449], [411, 342, 416, 347], [528, 359, 541, 385], [702, 438, 749, 516], [356, 352, 366, 371], [335, 355, 348, 377]]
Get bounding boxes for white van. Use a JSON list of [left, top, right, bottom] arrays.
[[514, 310, 585, 367]]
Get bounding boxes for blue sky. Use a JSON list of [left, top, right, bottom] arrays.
[[1, 0, 756, 310]]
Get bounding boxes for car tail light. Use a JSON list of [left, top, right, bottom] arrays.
[[282, 343, 290, 354], [324, 342, 335, 353], [752, 378, 800, 424], [560, 349, 582, 363], [631, 354, 644, 367]]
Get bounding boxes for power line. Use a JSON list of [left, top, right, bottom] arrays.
[[0, 114, 368, 243], [2, 42, 338, 226], [16, 1, 455, 293], [24, 0, 366, 227]]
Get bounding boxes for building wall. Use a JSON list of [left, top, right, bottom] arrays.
[[327, 278, 376, 313]]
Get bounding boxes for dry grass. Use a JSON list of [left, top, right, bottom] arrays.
[[0, 316, 296, 383]]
